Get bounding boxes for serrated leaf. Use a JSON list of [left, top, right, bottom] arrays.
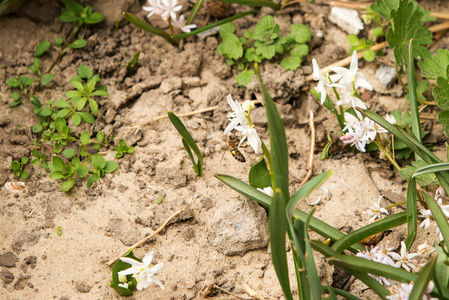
[[370, 0, 399, 20], [69, 39, 87, 49], [221, 35, 243, 60], [244, 48, 262, 63], [255, 15, 275, 35], [41, 74, 54, 86], [419, 49, 449, 80], [291, 44, 308, 58], [256, 45, 276, 59], [438, 110, 449, 137], [385, 0, 432, 66], [35, 41, 50, 57], [78, 65, 93, 79], [236, 70, 255, 87], [290, 24, 312, 44], [219, 22, 236, 38], [281, 56, 301, 71]]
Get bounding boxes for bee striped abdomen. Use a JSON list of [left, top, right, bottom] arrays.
[[228, 134, 246, 163]]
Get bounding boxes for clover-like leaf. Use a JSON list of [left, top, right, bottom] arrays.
[[433, 67, 449, 110], [385, 0, 432, 66], [290, 24, 312, 44], [280, 56, 301, 71], [236, 70, 255, 87]]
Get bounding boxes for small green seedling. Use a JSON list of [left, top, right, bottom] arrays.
[[6, 75, 35, 107], [88, 153, 119, 188], [94, 130, 114, 150], [127, 51, 140, 77], [156, 195, 164, 204], [168, 111, 203, 177], [115, 139, 135, 158], [217, 15, 311, 86], [28, 58, 54, 86], [49, 156, 89, 191], [57, 226, 62, 236], [11, 157, 29, 179]]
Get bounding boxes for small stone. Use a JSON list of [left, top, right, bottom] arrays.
[[13, 274, 31, 290], [376, 64, 397, 89], [76, 282, 92, 293], [328, 7, 364, 35], [160, 77, 182, 94], [0, 252, 19, 267], [24, 256, 37, 269]]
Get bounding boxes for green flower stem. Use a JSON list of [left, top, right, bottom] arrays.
[[168, 18, 174, 38], [374, 141, 401, 171]]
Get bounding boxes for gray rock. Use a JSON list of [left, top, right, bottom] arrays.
[[210, 198, 269, 256], [0, 268, 14, 284], [376, 64, 397, 89], [0, 252, 18, 267], [160, 77, 182, 94]]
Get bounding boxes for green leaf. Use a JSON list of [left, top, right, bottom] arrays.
[[363, 49, 375, 62], [54, 99, 72, 109], [370, 0, 399, 20], [63, 148, 76, 158], [68, 39, 87, 49], [21, 170, 29, 179], [78, 112, 95, 124], [32, 123, 43, 133], [41, 74, 54, 86], [405, 178, 417, 249], [61, 177, 75, 191], [35, 41, 50, 57], [109, 282, 134, 296], [280, 56, 301, 71], [88, 98, 98, 114], [419, 49, 449, 80], [290, 44, 308, 58], [64, 0, 84, 15], [235, 70, 255, 87], [71, 112, 81, 126], [11, 160, 20, 171], [104, 161, 118, 173], [66, 90, 83, 98], [87, 173, 100, 188], [290, 24, 312, 44], [219, 22, 236, 37], [385, 0, 432, 66], [56, 36, 63, 46], [256, 44, 276, 60], [90, 90, 108, 96], [168, 111, 203, 177], [50, 171, 64, 180], [97, 131, 104, 142], [77, 165, 89, 178], [70, 79, 84, 92], [221, 34, 243, 60], [52, 156, 66, 172], [39, 107, 53, 117], [257, 15, 275, 33], [6, 77, 19, 88], [21, 157, 28, 164], [248, 156, 271, 189], [372, 27, 385, 37], [78, 65, 93, 79], [435, 243, 449, 288], [92, 153, 106, 170], [347, 34, 359, 46], [83, 12, 104, 24], [127, 146, 135, 154], [409, 255, 436, 300], [433, 72, 449, 110], [59, 11, 79, 22], [80, 131, 90, 145]]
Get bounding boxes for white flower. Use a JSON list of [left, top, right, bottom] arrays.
[[387, 281, 434, 300], [418, 243, 435, 257], [419, 208, 432, 230], [336, 84, 367, 110], [118, 283, 129, 289], [312, 58, 333, 104], [356, 245, 393, 286], [143, 0, 164, 17], [172, 14, 197, 33], [235, 123, 262, 155], [341, 114, 387, 152], [384, 114, 397, 125], [388, 241, 420, 273], [160, 0, 182, 22], [118, 252, 164, 291], [364, 195, 389, 223], [257, 186, 273, 197], [242, 100, 255, 112], [224, 94, 248, 135], [330, 51, 373, 91]]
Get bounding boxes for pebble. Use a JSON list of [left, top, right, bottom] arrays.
[[376, 64, 397, 89]]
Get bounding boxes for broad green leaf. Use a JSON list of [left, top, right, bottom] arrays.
[[32, 123, 43, 133], [290, 44, 308, 58], [50, 171, 64, 180], [6, 77, 19, 87], [290, 24, 312, 44], [66, 90, 83, 98], [41, 74, 54, 86], [418, 49, 449, 80], [57, 108, 71, 118], [70, 79, 84, 92], [219, 22, 236, 37], [54, 99, 72, 109], [78, 112, 95, 124], [372, 27, 384, 37], [21, 171, 29, 180], [439, 110, 449, 137], [87, 173, 100, 188], [104, 161, 118, 173], [92, 153, 106, 170], [248, 156, 271, 189], [11, 161, 20, 171], [69, 39, 87, 49], [39, 108, 53, 117], [256, 45, 275, 59], [61, 177, 75, 191], [243, 48, 262, 63], [64, 0, 84, 15], [35, 41, 50, 57], [433, 70, 449, 110], [63, 148, 76, 158], [221, 34, 243, 60], [77, 165, 89, 178], [255, 15, 274, 34], [78, 65, 93, 79], [385, 0, 432, 66], [52, 156, 66, 171], [58, 11, 78, 22], [370, 0, 399, 20], [280, 56, 301, 71], [347, 34, 359, 46], [90, 90, 108, 96], [235, 70, 254, 87], [363, 49, 375, 62], [80, 131, 90, 145], [88, 98, 98, 114], [71, 113, 81, 126], [83, 12, 104, 24]]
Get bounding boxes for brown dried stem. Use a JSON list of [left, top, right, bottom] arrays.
[[300, 110, 315, 187]]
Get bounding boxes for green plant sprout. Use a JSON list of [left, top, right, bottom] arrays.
[[156, 195, 164, 204], [115, 139, 135, 158], [127, 51, 140, 77], [11, 157, 29, 179], [217, 15, 311, 86], [347, 31, 384, 62], [168, 111, 203, 177], [57, 226, 62, 236]]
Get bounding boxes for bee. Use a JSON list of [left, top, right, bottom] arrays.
[[221, 132, 246, 163]]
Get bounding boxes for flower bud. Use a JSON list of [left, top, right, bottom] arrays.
[[242, 100, 254, 112]]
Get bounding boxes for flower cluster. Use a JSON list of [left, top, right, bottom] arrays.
[[340, 113, 388, 152], [387, 281, 435, 300], [419, 187, 449, 241], [225, 94, 262, 155], [143, 0, 197, 33], [118, 252, 164, 291], [364, 195, 389, 223], [356, 241, 427, 286]]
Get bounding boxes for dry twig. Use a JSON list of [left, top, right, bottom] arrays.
[[300, 110, 316, 187], [106, 200, 193, 266]]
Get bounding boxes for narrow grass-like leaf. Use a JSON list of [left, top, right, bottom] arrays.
[[302, 209, 323, 297], [435, 243, 449, 289], [332, 212, 407, 254], [216, 0, 280, 9], [405, 178, 418, 250], [123, 12, 177, 47], [323, 286, 362, 300], [215, 174, 364, 252], [407, 39, 421, 142], [409, 254, 436, 300], [329, 256, 416, 282], [422, 192, 449, 250], [412, 162, 449, 177], [173, 11, 255, 39], [270, 189, 292, 299], [168, 111, 203, 177], [186, 0, 203, 25], [182, 138, 199, 175]]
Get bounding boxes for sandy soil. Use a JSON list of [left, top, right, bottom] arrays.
[[0, 0, 448, 299]]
